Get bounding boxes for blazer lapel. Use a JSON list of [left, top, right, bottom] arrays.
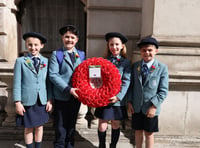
[[73, 49, 82, 69], [144, 60, 158, 85], [137, 61, 143, 85], [38, 56, 47, 75], [24, 56, 37, 74]]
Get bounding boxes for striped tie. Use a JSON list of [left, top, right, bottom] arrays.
[[32, 57, 40, 72], [142, 64, 148, 85]]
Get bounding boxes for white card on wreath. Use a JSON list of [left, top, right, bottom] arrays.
[[89, 65, 101, 78]]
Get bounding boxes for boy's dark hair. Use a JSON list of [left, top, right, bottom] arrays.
[[59, 25, 79, 36]]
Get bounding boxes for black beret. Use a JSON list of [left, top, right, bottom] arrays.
[[23, 32, 47, 44], [59, 25, 79, 36], [105, 32, 128, 43], [137, 37, 159, 49]]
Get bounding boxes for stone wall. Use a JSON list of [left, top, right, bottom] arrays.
[[0, 0, 18, 62], [86, 0, 141, 59]]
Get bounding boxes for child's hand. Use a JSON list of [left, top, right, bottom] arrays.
[[146, 105, 157, 118], [15, 101, 25, 116], [109, 96, 119, 104], [46, 100, 53, 112], [70, 88, 79, 99], [127, 102, 134, 114]]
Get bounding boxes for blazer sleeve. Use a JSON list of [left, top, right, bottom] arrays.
[[46, 61, 54, 100], [151, 64, 169, 107], [116, 59, 131, 101], [13, 58, 22, 102], [127, 63, 135, 102], [48, 51, 69, 92]]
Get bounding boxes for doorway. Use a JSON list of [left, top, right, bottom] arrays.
[[17, 0, 86, 57]]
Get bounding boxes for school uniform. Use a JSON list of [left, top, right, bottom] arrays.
[[49, 47, 85, 148], [95, 55, 131, 120], [127, 59, 169, 131], [13, 53, 51, 128]]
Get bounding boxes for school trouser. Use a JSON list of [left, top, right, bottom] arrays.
[[53, 98, 81, 148]]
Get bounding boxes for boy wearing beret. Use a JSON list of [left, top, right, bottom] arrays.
[[13, 32, 53, 148], [48, 25, 85, 148], [127, 37, 169, 148]]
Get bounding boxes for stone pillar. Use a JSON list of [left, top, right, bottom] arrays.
[[0, 0, 18, 62], [0, 62, 15, 126], [0, 0, 19, 126], [77, 103, 88, 127], [0, 81, 7, 124]]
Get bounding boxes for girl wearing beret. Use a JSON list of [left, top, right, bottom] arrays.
[[13, 32, 53, 148], [94, 32, 131, 148]]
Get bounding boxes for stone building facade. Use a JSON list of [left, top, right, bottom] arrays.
[[0, 0, 200, 137]]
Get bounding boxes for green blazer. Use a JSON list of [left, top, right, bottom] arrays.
[[127, 59, 169, 116], [13, 54, 52, 106]]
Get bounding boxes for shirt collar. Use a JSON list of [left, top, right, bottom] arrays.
[[28, 53, 40, 59], [64, 47, 76, 53], [142, 59, 154, 69], [111, 55, 121, 59]]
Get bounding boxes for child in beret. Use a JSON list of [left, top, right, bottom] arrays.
[[13, 32, 53, 148], [127, 36, 169, 148], [48, 25, 85, 148], [94, 32, 131, 148]]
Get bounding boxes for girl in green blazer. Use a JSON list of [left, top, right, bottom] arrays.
[[13, 32, 52, 148], [95, 32, 131, 148]]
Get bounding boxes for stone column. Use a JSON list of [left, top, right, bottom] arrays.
[[0, 62, 15, 126], [0, 0, 18, 62], [77, 103, 88, 127], [0, 0, 19, 126]]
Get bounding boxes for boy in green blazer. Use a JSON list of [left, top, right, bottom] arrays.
[[49, 25, 85, 148], [127, 37, 169, 148], [13, 32, 52, 148]]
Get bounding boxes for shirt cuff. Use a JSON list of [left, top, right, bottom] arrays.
[[64, 86, 71, 93]]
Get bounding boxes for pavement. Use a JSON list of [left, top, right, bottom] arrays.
[[0, 120, 200, 148], [1, 128, 200, 148], [1, 134, 200, 148]]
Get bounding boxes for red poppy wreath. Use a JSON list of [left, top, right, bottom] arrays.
[[72, 57, 121, 108]]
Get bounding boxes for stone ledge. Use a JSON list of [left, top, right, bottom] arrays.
[[169, 72, 200, 91], [0, 0, 6, 7], [0, 62, 14, 74], [155, 35, 200, 47]]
